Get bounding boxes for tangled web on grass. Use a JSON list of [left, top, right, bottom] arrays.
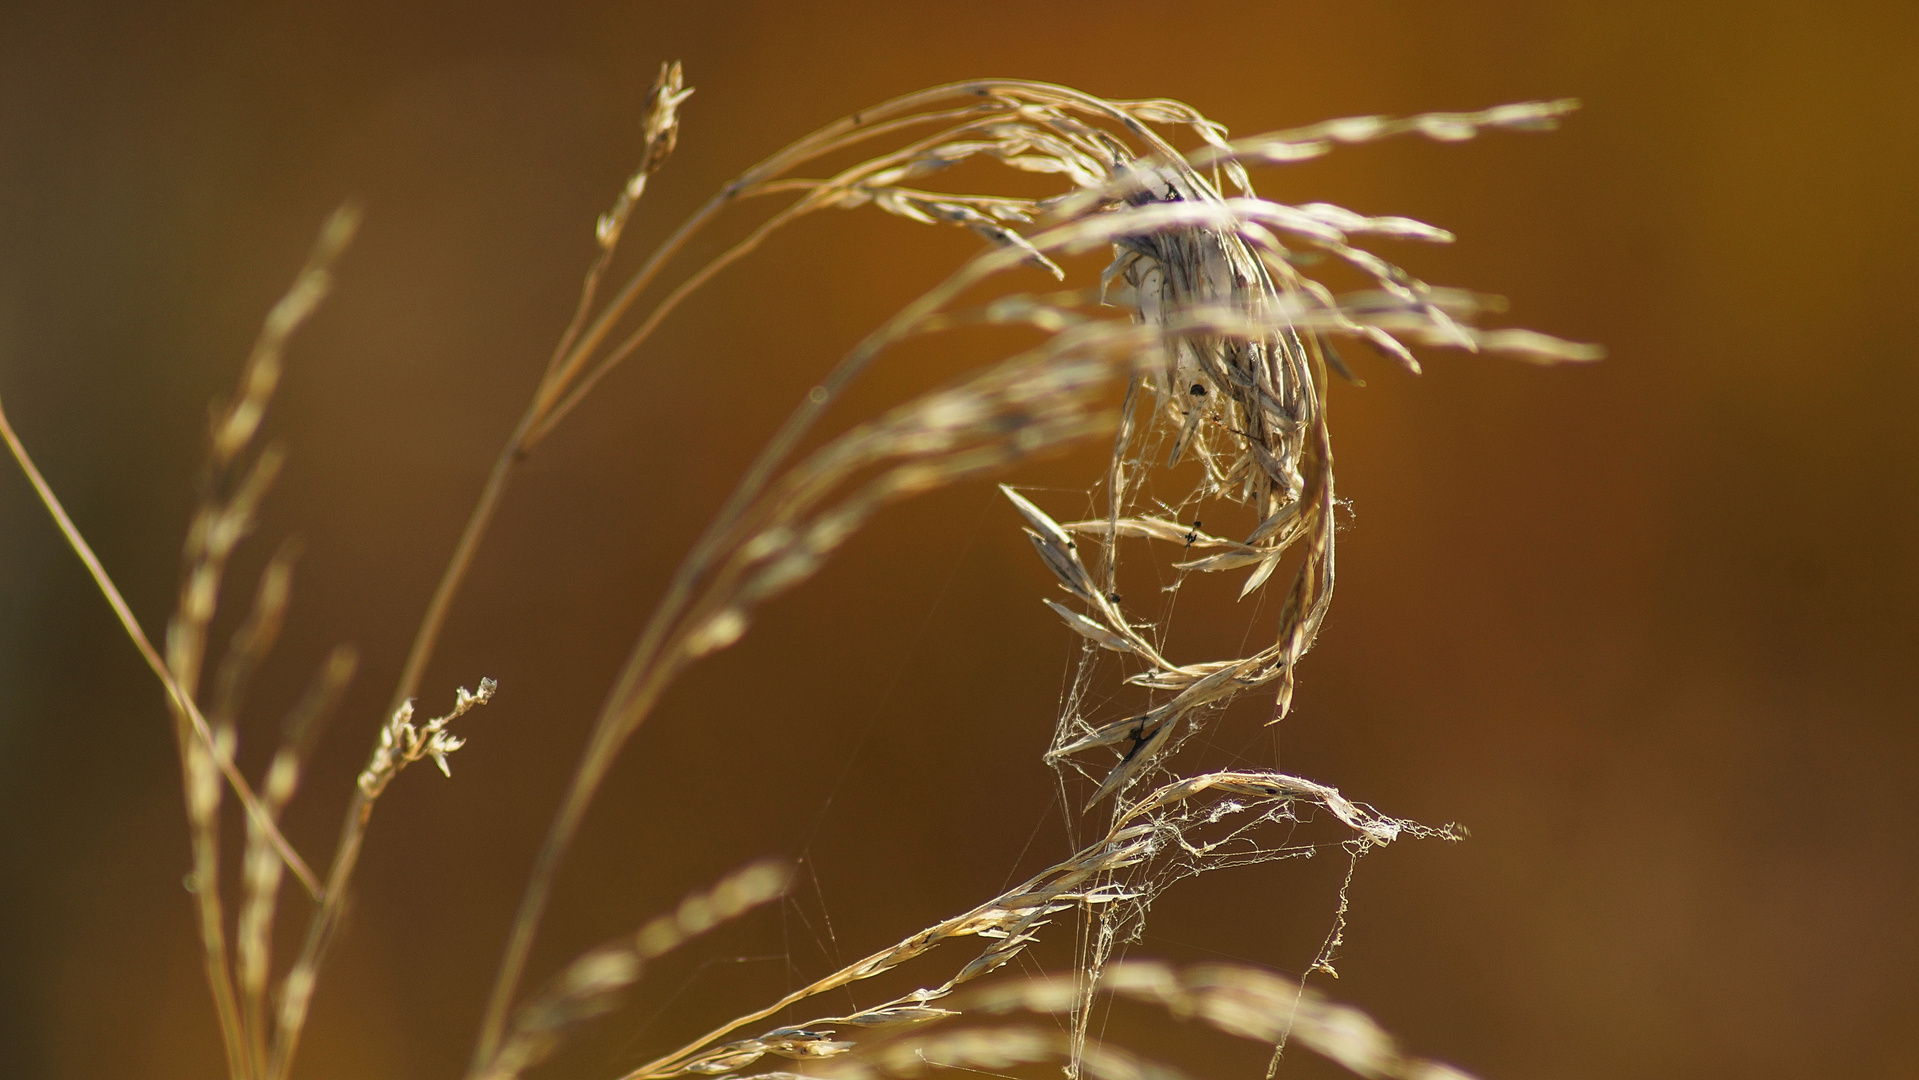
[[468, 76, 1593, 1080]]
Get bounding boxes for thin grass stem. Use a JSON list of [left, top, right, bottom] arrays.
[[0, 394, 320, 899]]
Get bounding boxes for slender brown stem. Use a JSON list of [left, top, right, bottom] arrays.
[[524, 109, 1067, 446], [467, 566, 689, 1068], [470, 182, 1250, 1061], [391, 419, 536, 713], [0, 392, 321, 900], [523, 195, 816, 446], [526, 82, 1130, 431], [468, 204, 1054, 1070], [531, 185, 745, 425], [267, 405, 535, 1080], [480, 75, 1207, 1078]]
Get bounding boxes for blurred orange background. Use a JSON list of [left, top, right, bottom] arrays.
[[2, 2, 1915, 1078]]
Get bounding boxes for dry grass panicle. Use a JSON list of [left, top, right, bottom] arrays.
[[0, 64, 1595, 1080]]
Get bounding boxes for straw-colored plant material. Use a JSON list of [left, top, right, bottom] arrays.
[[1, 63, 1592, 1080], [845, 959, 1483, 1080], [356, 677, 498, 798], [736, 959, 1484, 1080], [475, 861, 792, 1080], [617, 769, 1430, 1080]]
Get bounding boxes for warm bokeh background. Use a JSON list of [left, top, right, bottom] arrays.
[[2, 2, 1914, 1078]]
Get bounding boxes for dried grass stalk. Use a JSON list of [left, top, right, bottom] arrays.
[[456, 76, 1590, 1080], [3, 64, 1592, 1080], [238, 644, 356, 1073], [475, 861, 791, 1080], [697, 960, 1488, 1080], [618, 769, 1434, 1080], [2, 204, 366, 1080]]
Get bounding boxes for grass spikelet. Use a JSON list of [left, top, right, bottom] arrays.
[[355, 677, 497, 798]]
